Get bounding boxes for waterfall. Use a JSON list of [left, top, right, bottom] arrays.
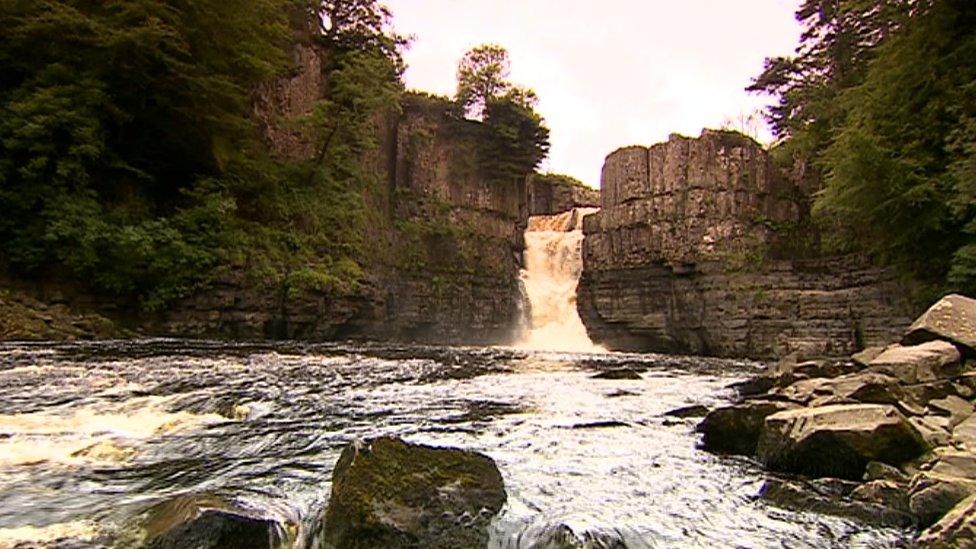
[[516, 208, 604, 353]]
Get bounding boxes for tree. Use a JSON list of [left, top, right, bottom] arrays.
[[456, 44, 538, 118], [813, 0, 976, 293], [452, 44, 550, 181], [748, 0, 911, 159], [312, 0, 408, 73]]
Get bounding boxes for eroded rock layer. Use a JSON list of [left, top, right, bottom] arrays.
[[579, 130, 915, 359], [153, 50, 528, 344]]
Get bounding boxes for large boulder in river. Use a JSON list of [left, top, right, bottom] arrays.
[[866, 341, 962, 384], [757, 404, 928, 480], [903, 294, 976, 356], [696, 401, 799, 455], [318, 437, 506, 549]]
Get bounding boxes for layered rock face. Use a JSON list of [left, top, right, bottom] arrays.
[[528, 174, 600, 215], [156, 54, 528, 344], [579, 130, 915, 359], [358, 97, 528, 343]]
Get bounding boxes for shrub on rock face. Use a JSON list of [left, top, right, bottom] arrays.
[[696, 401, 799, 455], [757, 404, 929, 480], [902, 294, 976, 356], [318, 437, 506, 549]]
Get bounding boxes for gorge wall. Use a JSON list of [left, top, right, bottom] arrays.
[[153, 47, 528, 344], [578, 130, 918, 359]]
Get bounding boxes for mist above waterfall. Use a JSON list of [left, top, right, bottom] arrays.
[[517, 208, 604, 353]]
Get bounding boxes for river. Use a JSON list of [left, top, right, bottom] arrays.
[[0, 339, 909, 547]]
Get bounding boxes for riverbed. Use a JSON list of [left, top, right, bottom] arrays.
[[0, 340, 909, 547]]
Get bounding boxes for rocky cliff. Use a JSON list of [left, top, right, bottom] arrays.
[[578, 130, 917, 359], [154, 51, 528, 344], [528, 173, 599, 215]]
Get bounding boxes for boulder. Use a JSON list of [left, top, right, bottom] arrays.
[[757, 404, 929, 480], [759, 477, 914, 528], [916, 494, 976, 548], [911, 416, 953, 448], [852, 346, 886, 367], [850, 480, 910, 514], [867, 341, 962, 384], [590, 369, 643, 380], [664, 404, 710, 418], [902, 379, 962, 408], [774, 372, 904, 406], [864, 461, 910, 483], [927, 395, 974, 428], [140, 495, 288, 549], [729, 375, 776, 397], [909, 473, 976, 527], [953, 414, 976, 451], [903, 294, 976, 356], [930, 451, 976, 479], [696, 401, 799, 455], [318, 437, 506, 549]]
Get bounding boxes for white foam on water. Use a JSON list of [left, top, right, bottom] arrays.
[[516, 208, 605, 353], [0, 395, 227, 467]]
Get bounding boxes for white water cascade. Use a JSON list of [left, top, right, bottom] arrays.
[[516, 207, 605, 353]]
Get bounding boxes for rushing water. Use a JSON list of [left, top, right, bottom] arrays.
[[0, 339, 910, 548], [518, 208, 604, 353]]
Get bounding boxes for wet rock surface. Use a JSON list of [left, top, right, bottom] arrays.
[[318, 437, 506, 549], [697, 401, 798, 455], [916, 494, 976, 547], [139, 495, 288, 549]]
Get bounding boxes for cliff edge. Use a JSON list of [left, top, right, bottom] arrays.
[[578, 130, 917, 359]]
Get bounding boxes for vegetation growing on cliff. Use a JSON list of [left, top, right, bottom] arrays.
[[455, 44, 550, 184], [0, 0, 403, 310], [752, 0, 976, 295]]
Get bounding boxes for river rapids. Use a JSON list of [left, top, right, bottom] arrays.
[[0, 339, 911, 548]]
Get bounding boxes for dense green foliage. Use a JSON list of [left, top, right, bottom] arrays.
[[0, 0, 401, 310], [753, 0, 976, 294], [455, 44, 550, 183]]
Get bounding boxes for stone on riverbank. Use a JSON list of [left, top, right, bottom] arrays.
[[908, 473, 976, 528], [759, 477, 914, 528], [139, 495, 288, 549], [916, 494, 976, 547], [757, 404, 928, 480], [902, 294, 976, 355], [318, 437, 506, 549], [696, 401, 799, 455], [867, 341, 962, 384]]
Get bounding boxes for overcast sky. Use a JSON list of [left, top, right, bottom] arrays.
[[383, 0, 803, 187]]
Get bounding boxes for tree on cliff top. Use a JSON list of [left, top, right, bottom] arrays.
[[748, 0, 911, 159], [814, 0, 976, 294], [454, 44, 550, 181], [312, 0, 409, 73]]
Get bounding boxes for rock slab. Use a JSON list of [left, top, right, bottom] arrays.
[[757, 404, 928, 480], [903, 294, 976, 355], [697, 401, 798, 455]]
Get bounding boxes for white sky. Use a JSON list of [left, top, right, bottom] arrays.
[[383, 0, 803, 188]]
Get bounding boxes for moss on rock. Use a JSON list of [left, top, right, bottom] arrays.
[[319, 437, 506, 548], [0, 289, 121, 340]]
